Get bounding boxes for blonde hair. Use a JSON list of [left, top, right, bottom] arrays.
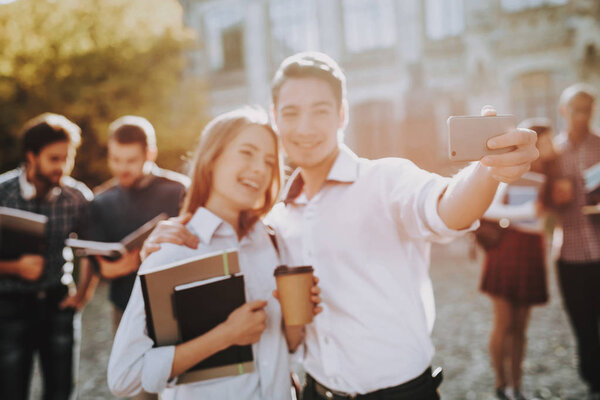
[[180, 107, 281, 237]]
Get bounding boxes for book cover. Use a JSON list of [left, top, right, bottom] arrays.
[[139, 248, 253, 383], [65, 213, 167, 258], [174, 274, 253, 372], [0, 207, 47, 260], [584, 161, 600, 194]]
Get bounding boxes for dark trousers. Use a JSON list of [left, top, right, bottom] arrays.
[[303, 368, 441, 400], [0, 286, 76, 400], [557, 259, 600, 392]]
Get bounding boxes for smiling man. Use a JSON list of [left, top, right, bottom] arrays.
[[143, 52, 539, 399]]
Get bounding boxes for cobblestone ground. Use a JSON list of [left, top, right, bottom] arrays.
[[31, 238, 589, 399]]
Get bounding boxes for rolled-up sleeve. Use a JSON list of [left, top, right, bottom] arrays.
[[388, 160, 478, 242], [107, 278, 176, 396]]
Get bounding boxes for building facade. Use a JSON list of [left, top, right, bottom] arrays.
[[178, 0, 600, 171]]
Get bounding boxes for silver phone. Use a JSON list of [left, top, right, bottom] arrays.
[[447, 115, 517, 162]]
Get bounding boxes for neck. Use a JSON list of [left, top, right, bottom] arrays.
[[300, 147, 339, 200], [204, 201, 240, 236], [569, 128, 590, 145]]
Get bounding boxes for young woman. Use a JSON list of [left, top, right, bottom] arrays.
[[480, 119, 559, 400], [107, 107, 320, 400]]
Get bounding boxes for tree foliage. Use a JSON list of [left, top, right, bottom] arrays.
[[0, 0, 208, 186]]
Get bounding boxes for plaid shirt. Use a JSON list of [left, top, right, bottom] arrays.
[[555, 132, 600, 263], [0, 167, 92, 294]]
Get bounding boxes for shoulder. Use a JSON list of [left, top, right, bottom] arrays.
[[153, 168, 190, 190], [61, 176, 93, 202], [139, 242, 195, 274], [357, 156, 431, 184], [0, 169, 20, 189], [93, 178, 118, 196]]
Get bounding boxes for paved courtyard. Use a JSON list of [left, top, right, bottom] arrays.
[[31, 237, 588, 399]]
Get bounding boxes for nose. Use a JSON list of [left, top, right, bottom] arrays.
[[296, 112, 313, 136]]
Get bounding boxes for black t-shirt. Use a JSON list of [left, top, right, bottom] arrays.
[[89, 169, 186, 310]]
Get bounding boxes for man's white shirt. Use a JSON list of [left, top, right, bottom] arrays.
[[267, 145, 477, 395]]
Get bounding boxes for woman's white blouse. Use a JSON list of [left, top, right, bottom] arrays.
[[107, 207, 291, 400]]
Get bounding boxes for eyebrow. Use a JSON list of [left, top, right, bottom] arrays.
[[279, 101, 334, 112]]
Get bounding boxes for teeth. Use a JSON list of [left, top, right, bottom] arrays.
[[297, 142, 316, 148], [240, 178, 259, 189]]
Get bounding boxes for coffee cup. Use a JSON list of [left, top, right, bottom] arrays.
[[274, 265, 314, 326]]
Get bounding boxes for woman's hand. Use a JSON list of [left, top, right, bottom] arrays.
[[221, 300, 268, 346], [140, 213, 199, 261]]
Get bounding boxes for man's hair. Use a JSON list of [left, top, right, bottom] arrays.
[[108, 116, 157, 151], [21, 113, 81, 156], [271, 51, 346, 106], [518, 117, 552, 137], [559, 83, 597, 107]]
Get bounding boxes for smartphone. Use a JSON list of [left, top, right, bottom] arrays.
[[447, 115, 517, 162]]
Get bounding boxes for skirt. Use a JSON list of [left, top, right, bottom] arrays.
[[480, 228, 548, 305]]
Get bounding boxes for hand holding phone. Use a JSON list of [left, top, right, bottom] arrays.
[[447, 115, 517, 162]]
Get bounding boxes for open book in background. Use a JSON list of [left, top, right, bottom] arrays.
[[0, 206, 48, 260], [65, 213, 167, 258], [174, 274, 252, 373], [139, 248, 253, 384]]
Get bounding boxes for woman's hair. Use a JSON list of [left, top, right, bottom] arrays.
[[180, 107, 281, 236]]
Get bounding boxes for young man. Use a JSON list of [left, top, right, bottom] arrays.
[[553, 83, 600, 399], [143, 52, 539, 399], [89, 116, 188, 330], [0, 113, 98, 400]]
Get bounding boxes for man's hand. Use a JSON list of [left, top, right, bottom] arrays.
[[273, 275, 323, 317], [552, 178, 574, 207], [97, 249, 141, 279], [140, 213, 199, 261], [221, 300, 268, 346], [479, 106, 539, 183], [16, 254, 44, 281]]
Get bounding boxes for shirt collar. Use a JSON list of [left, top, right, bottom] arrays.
[[187, 207, 234, 245], [282, 144, 360, 204], [18, 165, 62, 202]]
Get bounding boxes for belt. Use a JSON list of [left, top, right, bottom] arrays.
[[307, 367, 443, 400]]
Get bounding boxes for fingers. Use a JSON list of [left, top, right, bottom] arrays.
[[481, 145, 539, 167], [486, 128, 537, 150], [140, 243, 161, 261], [488, 162, 532, 183], [246, 299, 268, 310], [480, 105, 497, 117], [272, 290, 279, 300], [172, 212, 193, 225]]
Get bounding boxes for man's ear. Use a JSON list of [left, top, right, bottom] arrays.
[[146, 147, 157, 163], [338, 99, 348, 130], [25, 151, 36, 166]]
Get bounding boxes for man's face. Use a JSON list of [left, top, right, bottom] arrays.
[[107, 140, 147, 188], [28, 141, 72, 187], [564, 94, 594, 141], [273, 77, 344, 170]]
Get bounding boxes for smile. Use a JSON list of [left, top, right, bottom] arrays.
[[239, 178, 260, 190]]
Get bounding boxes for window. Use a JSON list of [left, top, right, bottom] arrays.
[[510, 71, 557, 126], [501, 0, 568, 12], [425, 0, 464, 40], [269, 0, 319, 64], [204, 7, 244, 71], [342, 0, 396, 54]]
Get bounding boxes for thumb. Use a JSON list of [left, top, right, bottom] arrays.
[[174, 212, 193, 225], [246, 299, 268, 311]]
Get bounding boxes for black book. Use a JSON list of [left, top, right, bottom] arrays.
[[173, 274, 253, 372], [0, 207, 47, 260], [64, 213, 167, 258]]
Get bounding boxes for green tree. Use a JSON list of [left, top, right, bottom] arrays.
[[0, 0, 208, 186]]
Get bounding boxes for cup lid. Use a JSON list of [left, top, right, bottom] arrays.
[[274, 265, 314, 276]]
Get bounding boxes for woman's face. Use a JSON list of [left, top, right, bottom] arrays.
[[207, 125, 277, 215]]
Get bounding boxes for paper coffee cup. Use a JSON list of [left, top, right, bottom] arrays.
[[274, 265, 314, 326]]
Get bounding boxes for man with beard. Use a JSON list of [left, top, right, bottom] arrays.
[[0, 113, 98, 400]]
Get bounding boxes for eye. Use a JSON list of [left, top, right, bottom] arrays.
[[239, 149, 252, 157]]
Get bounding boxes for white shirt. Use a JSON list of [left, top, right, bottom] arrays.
[[108, 208, 291, 400], [267, 145, 476, 395]]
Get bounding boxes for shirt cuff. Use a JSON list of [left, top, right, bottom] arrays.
[[424, 178, 480, 241], [142, 345, 176, 393]]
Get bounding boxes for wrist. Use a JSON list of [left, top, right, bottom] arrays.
[[215, 321, 236, 349]]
